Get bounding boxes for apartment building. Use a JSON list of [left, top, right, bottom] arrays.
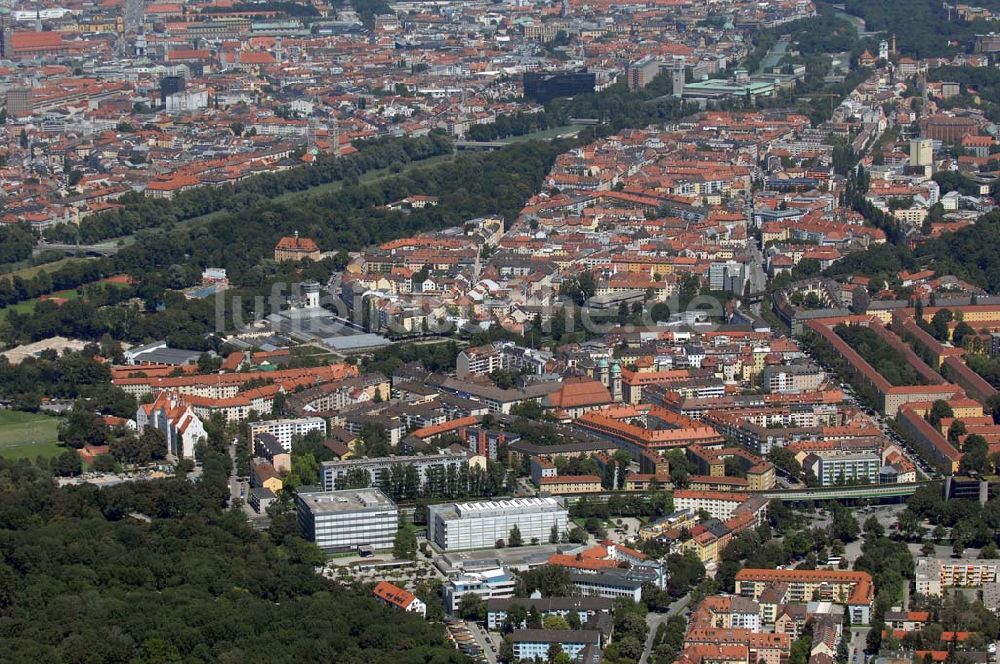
[[319, 450, 467, 492], [802, 317, 960, 417], [673, 490, 768, 523], [763, 363, 825, 394], [456, 342, 551, 379], [693, 595, 762, 631], [186, 385, 281, 424], [915, 557, 1000, 596], [574, 403, 725, 459], [287, 373, 390, 413], [689, 476, 751, 492], [486, 597, 614, 631], [682, 628, 791, 664], [113, 363, 358, 398], [295, 488, 398, 551], [803, 452, 881, 486], [456, 344, 506, 378], [538, 475, 603, 495], [427, 497, 569, 551], [735, 569, 873, 624], [530, 456, 558, 485], [512, 630, 602, 662], [685, 445, 776, 491], [253, 432, 291, 473], [895, 404, 963, 474], [249, 416, 327, 452], [628, 55, 661, 90], [457, 424, 521, 460]]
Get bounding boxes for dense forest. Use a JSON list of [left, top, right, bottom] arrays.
[[45, 133, 455, 245], [928, 65, 1000, 124], [843, 0, 996, 58], [0, 345, 123, 409], [914, 211, 1000, 292], [466, 111, 562, 142], [0, 434, 467, 663], [0, 226, 36, 266]]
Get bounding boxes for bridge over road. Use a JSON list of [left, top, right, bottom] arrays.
[[760, 481, 939, 502], [548, 481, 940, 506], [34, 241, 122, 257]]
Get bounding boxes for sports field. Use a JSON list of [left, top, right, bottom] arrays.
[[0, 410, 65, 459]]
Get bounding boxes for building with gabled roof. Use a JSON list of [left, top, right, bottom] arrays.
[[136, 391, 206, 461], [735, 568, 873, 624], [372, 580, 426, 618], [542, 377, 614, 420], [274, 232, 321, 261]]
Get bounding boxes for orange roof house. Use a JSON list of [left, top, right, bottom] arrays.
[[274, 233, 321, 262], [372, 581, 426, 617]]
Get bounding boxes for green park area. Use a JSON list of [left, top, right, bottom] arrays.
[[2, 278, 132, 318], [0, 410, 66, 459]]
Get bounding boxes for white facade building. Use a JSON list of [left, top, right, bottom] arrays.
[[165, 88, 209, 113], [320, 451, 467, 492], [916, 557, 1000, 596], [249, 417, 327, 452], [807, 453, 881, 486], [136, 391, 206, 460], [512, 630, 601, 662], [673, 491, 748, 521], [427, 497, 569, 551], [296, 488, 398, 551], [443, 567, 516, 612]]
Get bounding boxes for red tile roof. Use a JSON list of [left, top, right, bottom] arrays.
[[372, 580, 417, 611], [545, 377, 612, 409], [411, 415, 480, 439], [11, 31, 64, 51], [275, 235, 319, 252]]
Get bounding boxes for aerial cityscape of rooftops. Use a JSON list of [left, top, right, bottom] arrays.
[[5, 0, 1000, 660]]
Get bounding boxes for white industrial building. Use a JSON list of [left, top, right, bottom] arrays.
[[427, 497, 568, 551]]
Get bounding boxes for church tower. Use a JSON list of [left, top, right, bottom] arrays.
[[611, 362, 623, 402]]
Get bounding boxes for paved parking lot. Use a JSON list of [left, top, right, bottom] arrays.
[[446, 620, 494, 664]]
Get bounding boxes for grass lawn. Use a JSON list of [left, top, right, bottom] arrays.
[[0, 410, 66, 460], [499, 124, 585, 144], [2, 287, 84, 317], [3, 279, 131, 318], [1, 257, 91, 281]]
